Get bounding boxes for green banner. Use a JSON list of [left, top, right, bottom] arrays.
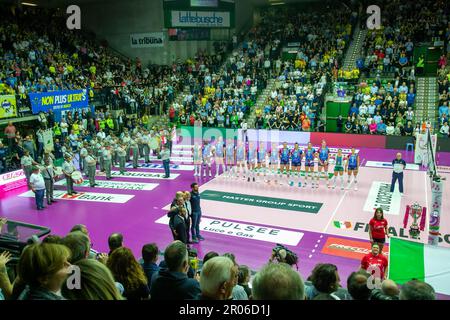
[[200, 190, 322, 214]]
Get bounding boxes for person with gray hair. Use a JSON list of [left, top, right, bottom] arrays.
[[399, 280, 435, 300], [198, 256, 236, 300], [61, 231, 91, 263], [252, 263, 305, 300]]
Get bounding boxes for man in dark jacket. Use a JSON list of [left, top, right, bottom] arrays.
[[150, 241, 201, 300], [173, 207, 188, 244]]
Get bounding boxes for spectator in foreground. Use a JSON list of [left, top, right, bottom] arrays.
[[61, 259, 123, 300], [238, 265, 252, 299], [223, 253, 248, 300], [399, 280, 436, 300], [107, 247, 149, 300], [61, 231, 91, 263], [370, 279, 400, 300], [252, 263, 305, 300], [108, 233, 123, 255], [347, 270, 372, 300], [197, 256, 236, 300], [305, 263, 350, 300], [140, 243, 160, 290], [17, 243, 71, 300], [150, 241, 201, 300]]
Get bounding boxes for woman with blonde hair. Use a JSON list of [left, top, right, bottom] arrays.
[[17, 243, 72, 300], [107, 247, 149, 300], [62, 259, 123, 300]]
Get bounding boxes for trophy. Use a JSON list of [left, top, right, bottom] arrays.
[[403, 203, 427, 240]]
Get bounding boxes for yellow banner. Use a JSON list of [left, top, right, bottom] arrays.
[[0, 95, 17, 119]]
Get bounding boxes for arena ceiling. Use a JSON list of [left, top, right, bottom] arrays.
[[3, 0, 328, 9]]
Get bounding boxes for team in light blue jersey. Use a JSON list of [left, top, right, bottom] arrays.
[[202, 140, 213, 177], [226, 138, 236, 178], [212, 136, 226, 178], [257, 142, 267, 181]]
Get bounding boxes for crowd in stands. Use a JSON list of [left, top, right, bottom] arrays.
[[254, 5, 354, 132], [438, 62, 450, 137], [340, 77, 417, 135], [0, 217, 438, 300]]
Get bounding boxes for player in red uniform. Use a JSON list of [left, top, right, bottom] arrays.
[[369, 208, 389, 252], [360, 243, 388, 281]]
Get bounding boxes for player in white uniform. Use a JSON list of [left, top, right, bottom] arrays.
[[268, 142, 279, 185]]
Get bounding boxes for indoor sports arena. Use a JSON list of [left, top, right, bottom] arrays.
[[1, 0, 450, 303]]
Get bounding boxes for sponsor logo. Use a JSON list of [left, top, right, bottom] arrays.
[[0, 169, 25, 184], [200, 190, 322, 214], [0, 169, 27, 194], [365, 161, 419, 171], [156, 216, 303, 246], [55, 180, 158, 191], [171, 11, 230, 28], [321, 237, 389, 260], [333, 221, 352, 229], [363, 181, 401, 215], [130, 32, 164, 48], [20, 190, 134, 203], [98, 171, 179, 180]]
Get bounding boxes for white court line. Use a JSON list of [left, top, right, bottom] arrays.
[[322, 190, 349, 233]]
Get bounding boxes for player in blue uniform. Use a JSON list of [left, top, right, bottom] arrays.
[[247, 141, 258, 182], [279, 142, 291, 184], [202, 140, 212, 178], [304, 142, 318, 188], [257, 142, 267, 182], [290, 143, 303, 187], [268, 142, 279, 185], [235, 140, 247, 180], [332, 148, 346, 190], [317, 140, 330, 188], [225, 139, 235, 178], [212, 136, 226, 178], [346, 147, 360, 191]]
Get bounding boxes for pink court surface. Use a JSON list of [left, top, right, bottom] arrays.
[[1, 144, 450, 298]]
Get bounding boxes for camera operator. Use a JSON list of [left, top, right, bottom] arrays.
[[270, 244, 299, 270]]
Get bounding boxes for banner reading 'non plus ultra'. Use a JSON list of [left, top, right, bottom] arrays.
[[29, 90, 89, 114]]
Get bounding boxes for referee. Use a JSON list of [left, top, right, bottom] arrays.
[[390, 153, 406, 195]]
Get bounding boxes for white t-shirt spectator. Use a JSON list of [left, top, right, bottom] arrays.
[[440, 123, 449, 136], [29, 172, 45, 190], [61, 121, 69, 134], [386, 124, 395, 135]]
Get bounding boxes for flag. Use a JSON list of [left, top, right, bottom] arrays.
[[388, 237, 450, 295], [333, 221, 352, 229]]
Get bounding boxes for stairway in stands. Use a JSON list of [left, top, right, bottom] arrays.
[[414, 77, 439, 130], [342, 26, 367, 71], [247, 78, 276, 127]]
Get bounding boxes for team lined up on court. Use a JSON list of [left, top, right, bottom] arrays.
[[192, 139, 360, 190]]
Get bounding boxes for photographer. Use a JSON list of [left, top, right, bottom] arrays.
[[270, 244, 299, 269]]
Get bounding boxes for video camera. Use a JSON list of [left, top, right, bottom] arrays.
[[271, 244, 298, 268]]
